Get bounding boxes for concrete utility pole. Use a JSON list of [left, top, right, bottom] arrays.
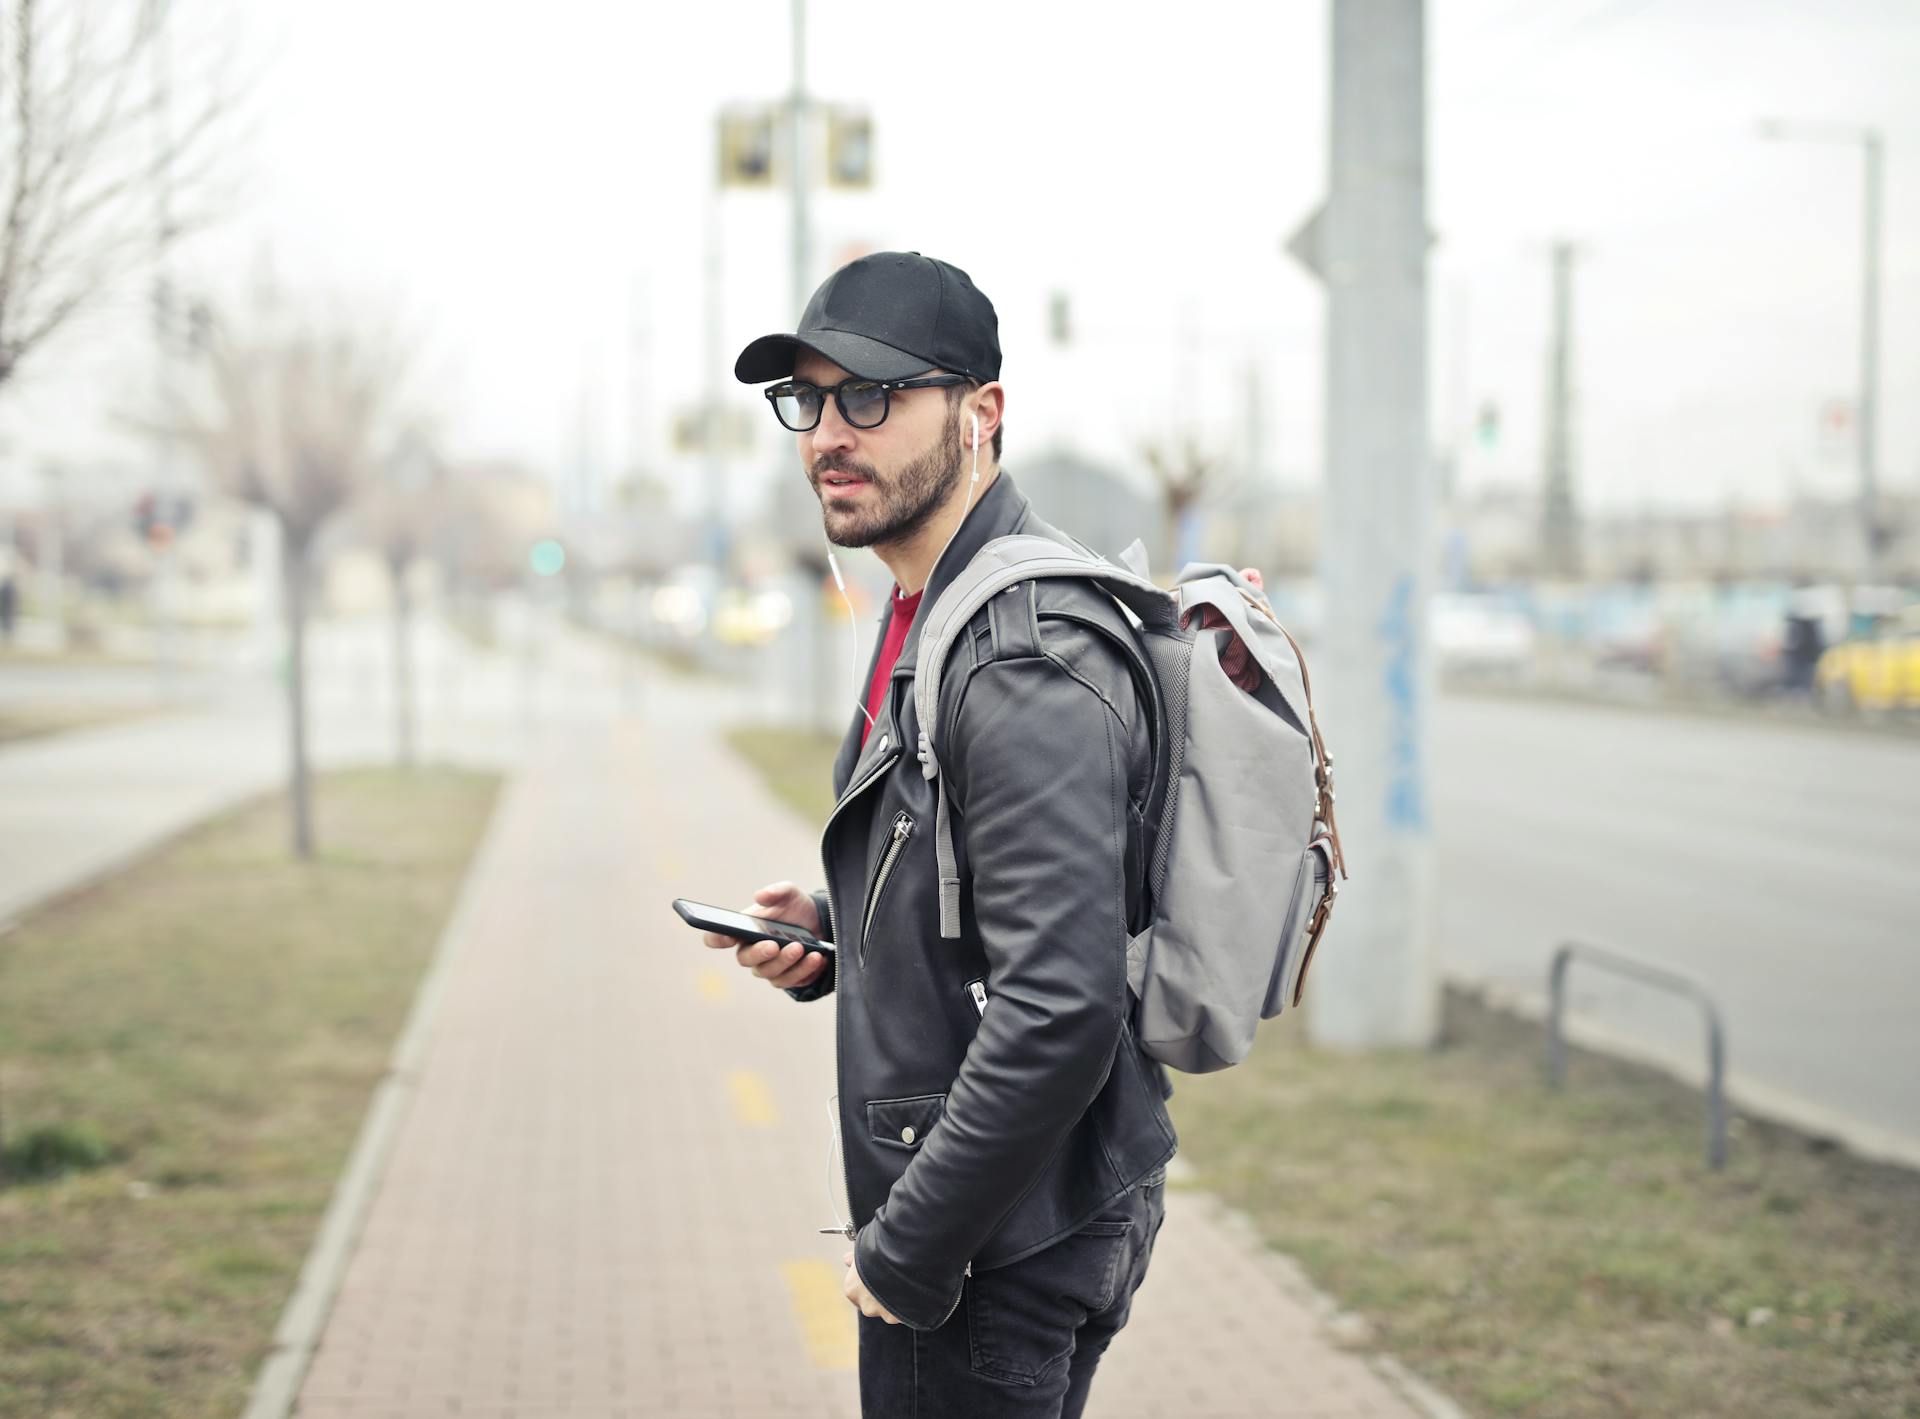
[[1286, 0, 1438, 1049], [1759, 121, 1886, 582], [788, 0, 840, 732], [1862, 131, 1884, 579], [1541, 241, 1583, 579], [789, 0, 812, 320], [703, 191, 729, 568]]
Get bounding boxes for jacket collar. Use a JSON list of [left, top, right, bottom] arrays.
[[829, 469, 1034, 796]]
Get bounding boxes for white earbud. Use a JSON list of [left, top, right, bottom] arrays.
[[971, 411, 980, 450]]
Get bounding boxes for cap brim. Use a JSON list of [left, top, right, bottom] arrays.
[[733, 328, 934, 384]]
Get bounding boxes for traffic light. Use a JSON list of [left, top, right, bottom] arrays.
[[1475, 401, 1501, 450], [825, 107, 873, 189], [717, 107, 777, 188]]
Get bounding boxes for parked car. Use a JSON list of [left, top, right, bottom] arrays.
[[1430, 593, 1535, 676], [1816, 604, 1920, 711]]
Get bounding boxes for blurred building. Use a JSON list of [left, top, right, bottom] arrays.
[[1017, 450, 1321, 583], [426, 460, 559, 592], [1445, 486, 1918, 586], [1203, 474, 1320, 579], [1016, 452, 1154, 562], [0, 448, 263, 637]]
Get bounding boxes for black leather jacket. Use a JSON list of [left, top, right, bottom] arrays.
[[788, 470, 1178, 1331]]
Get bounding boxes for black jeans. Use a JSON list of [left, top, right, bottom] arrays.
[[857, 1169, 1168, 1418]]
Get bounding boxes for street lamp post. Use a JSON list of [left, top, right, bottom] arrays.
[[789, 0, 811, 321], [1759, 119, 1886, 583]]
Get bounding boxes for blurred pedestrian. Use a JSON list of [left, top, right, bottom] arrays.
[[703, 251, 1175, 1417], [1781, 591, 1827, 698], [0, 562, 17, 643]]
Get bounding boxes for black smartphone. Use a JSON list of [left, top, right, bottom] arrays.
[[672, 897, 832, 953]]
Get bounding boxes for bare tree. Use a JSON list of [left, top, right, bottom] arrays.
[[1142, 434, 1223, 574], [0, 0, 234, 390], [171, 293, 411, 857]]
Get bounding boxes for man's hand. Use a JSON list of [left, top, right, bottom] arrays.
[[1181, 566, 1269, 692], [843, 1249, 903, 1325], [699, 881, 831, 993]]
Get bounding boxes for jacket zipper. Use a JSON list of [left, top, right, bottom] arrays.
[[817, 735, 899, 1241], [860, 811, 916, 964], [965, 978, 988, 1016]]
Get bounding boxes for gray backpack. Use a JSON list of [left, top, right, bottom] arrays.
[[912, 533, 1348, 1073]]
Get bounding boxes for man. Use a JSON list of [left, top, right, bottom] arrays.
[[705, 251, 1175, 1417]]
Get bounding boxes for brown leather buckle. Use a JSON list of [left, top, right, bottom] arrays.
[[1290, 836, 1339, 1008], [1292, 888, 1337, 1009]]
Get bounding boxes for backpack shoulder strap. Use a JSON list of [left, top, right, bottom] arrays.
[[912, 534, 1177, 938]]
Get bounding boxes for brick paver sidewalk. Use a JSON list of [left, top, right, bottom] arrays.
[[289, 686, 1432, 1419]]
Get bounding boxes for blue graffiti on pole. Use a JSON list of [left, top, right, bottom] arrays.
[[1376, 573, 1426, 832]]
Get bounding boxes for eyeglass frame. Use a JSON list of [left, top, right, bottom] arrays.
[[763, 373, 968, 432]]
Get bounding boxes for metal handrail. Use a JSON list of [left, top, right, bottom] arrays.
[[1548, 939, 1729, 1170]]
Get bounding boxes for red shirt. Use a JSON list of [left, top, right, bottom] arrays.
[[861, 585, 923, 746]]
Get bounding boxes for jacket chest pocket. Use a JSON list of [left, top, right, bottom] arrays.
[[859, 809, 917, 965], [867, 1092, 947, 1152]]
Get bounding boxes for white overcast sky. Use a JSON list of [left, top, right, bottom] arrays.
[[5, 0, 1917, 517]]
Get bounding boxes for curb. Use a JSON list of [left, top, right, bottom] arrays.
[[1454, 975, 1920, 1175], [1163, 1155, 1473, 1419], [0, 800, 249, 936], [237, 767, 521, 1419]]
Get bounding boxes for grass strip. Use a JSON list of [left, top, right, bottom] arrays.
[[1177, 992, 1919, 1419], [723, 725, 839, 823], [0, 765, 500, 1418], [724, 722, 1920, 1419], [0, 705, 167, 747]]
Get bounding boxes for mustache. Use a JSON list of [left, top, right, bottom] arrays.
[[811, 453, 877, 481]]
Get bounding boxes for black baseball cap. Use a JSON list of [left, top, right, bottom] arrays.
[[734, 251, 1000, 385]]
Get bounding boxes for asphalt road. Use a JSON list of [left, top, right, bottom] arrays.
[[1432, 692, 1919, 1161]]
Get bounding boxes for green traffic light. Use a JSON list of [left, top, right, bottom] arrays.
[[530, 539, 566, 577]]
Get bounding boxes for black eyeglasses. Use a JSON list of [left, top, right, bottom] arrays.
[[764, 374, 966, 432]]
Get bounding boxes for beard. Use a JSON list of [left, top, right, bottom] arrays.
[[810, 402, 965, 549]]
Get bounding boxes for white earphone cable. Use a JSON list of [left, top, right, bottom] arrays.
[[816, 411, 983, 1243], [924, 410, 984, 594], [823, 1092, 852, 1238], [826, 550, 876, 731], [825, 407, 983, 733]]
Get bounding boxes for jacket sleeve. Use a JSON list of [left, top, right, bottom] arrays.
[[854, 641, 1136, 1329], [782, 888, 837, 1003]]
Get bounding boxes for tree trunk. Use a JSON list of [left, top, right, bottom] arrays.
[[283, 537, 315, 859], [391, 557, 415, 768], [1161, 494, 1186, 578]]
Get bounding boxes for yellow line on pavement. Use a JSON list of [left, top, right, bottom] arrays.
[[696, 967, 731, 1001], [728, 1070, 776, 1126], [781, 1259, 857, 1370]]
